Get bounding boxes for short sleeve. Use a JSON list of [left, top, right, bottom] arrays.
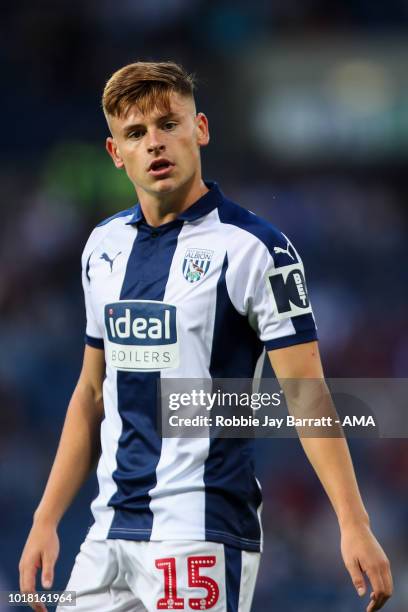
[[81, 248, 104, 349], [248, 234, 318, 351]]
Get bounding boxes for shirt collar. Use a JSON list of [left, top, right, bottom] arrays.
[[126, 181, 223, 226]]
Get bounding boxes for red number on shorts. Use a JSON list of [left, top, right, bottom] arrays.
[[155, 557, 184, 609], [187, 556, 219, 610]]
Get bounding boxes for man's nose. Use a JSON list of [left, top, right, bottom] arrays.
[[147, 129, 165, 154]]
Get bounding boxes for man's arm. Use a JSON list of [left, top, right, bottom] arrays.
[[19, 345, 105, 611], [268, 341, 393, 612]]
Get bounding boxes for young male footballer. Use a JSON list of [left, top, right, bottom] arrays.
[[19, 62, 393, 611]]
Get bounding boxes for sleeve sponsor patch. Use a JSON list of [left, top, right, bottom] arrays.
[[265, 263, 312, 320]]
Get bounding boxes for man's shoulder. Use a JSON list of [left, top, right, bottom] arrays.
[[81, 205, 136, 264], [95, 205, 137, 228], [218, 195, 288, 255]]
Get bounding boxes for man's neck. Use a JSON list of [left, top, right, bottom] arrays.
[[136, 176, 209, 227]]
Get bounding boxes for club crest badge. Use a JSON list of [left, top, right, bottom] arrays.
[[183, 248, 214, 283]]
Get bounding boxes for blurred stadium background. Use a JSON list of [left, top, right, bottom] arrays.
[[1, 1, 407, 610]]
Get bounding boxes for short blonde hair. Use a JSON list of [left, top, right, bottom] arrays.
[[102, 61, 195, 119]]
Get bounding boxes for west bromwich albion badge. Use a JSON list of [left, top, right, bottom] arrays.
[[183, 248, 214, 283]]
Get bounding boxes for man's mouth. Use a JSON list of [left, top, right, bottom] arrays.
[[148, 158, 175, 177]]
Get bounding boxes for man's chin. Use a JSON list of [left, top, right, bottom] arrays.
[[153, 178, 176, 191], [148, 176, 181, 194]]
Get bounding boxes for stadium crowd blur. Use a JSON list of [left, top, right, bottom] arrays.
[[1, 2, 407, 611]]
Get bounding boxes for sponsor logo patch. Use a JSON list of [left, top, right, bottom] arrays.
[[183, 248, 213, 283], [104, 300, 179, 371], [266, 263, 312, 319]]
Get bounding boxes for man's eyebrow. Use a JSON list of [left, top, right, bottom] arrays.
[[122, 112, 181, 134], [122, 123, 144, 135]]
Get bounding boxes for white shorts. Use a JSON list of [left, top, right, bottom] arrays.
[[57, 538, 260, 611]]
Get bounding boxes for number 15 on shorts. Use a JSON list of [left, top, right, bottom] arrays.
[[155, 555, 219, 610]]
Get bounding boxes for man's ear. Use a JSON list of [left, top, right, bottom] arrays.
[[195, 112, 210, 147], [106, 137, 125, 168]]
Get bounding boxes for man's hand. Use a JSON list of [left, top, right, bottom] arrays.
[[19, 521, 60, 612], [341, 522, 393, 611]]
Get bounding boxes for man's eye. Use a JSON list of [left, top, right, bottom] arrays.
[[129, 130, 144, 139], [163, 122, 177, 131]]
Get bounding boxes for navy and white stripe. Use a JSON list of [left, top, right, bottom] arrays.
[[82, 182, 317, 552]]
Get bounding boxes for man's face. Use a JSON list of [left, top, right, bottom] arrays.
[[106, 92, 209, 198]]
